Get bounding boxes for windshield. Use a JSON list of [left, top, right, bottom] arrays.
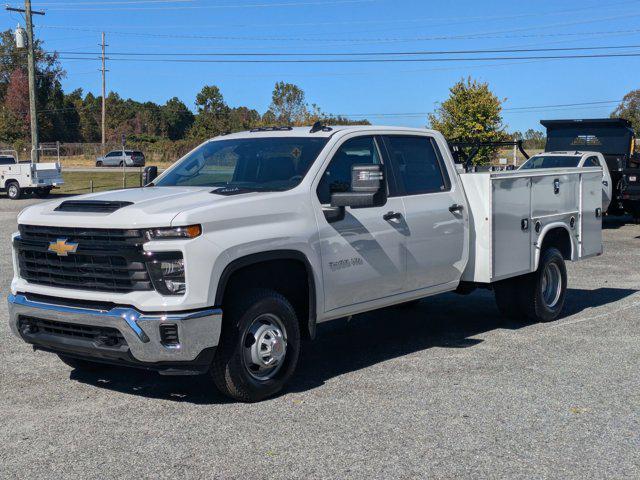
[[155, 137, 328, 191], [520, 155, 580, 170]]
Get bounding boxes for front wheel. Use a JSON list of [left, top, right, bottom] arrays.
[[210, 289, 301, 402], [96, 161, 103, 167]]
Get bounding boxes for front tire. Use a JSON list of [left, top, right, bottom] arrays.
[[211, 289, 301, 402], [6, 181, 21, 200], [96, 161, 103, 167], [518, 247, 567, 322]]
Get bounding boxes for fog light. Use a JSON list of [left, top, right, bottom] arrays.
[[148, 257, 186, 295]]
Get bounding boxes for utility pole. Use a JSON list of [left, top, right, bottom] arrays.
[[100, 32, 108, 154], [6, 1, 45, 164]]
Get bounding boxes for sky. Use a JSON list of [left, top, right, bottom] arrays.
[[3, 0, 640, 133]]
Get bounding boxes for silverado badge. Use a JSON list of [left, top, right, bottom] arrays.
[[48, 238, 78, 256]]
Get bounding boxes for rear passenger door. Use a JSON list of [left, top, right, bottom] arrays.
[[382, 134, 467, 292]]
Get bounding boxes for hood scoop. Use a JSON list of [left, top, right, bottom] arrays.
[[54, 200, 134, 213]]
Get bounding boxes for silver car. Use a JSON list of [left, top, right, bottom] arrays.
[[96, 150, 145, 167]]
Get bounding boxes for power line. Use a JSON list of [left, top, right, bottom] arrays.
[[54, 51, 640, 63], [23, 99, 623, 117], [36, 12, 640, 42], [27, 0, 639, 30], [30, 0, 376, 11], [48, 44, 640, 57]]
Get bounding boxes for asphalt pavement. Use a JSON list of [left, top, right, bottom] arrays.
[[1, 196, 638, 479]]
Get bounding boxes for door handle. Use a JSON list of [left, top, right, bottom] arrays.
[[602, 180, 608, 186], [449, 204, 464, 213], [383, 211, 402, 221]]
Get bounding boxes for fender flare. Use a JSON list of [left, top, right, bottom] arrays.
[[534, 222, 575, 270], [214, 249, 318, 339]]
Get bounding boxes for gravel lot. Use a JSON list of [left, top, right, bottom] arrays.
[[1, 196, 639, 479]]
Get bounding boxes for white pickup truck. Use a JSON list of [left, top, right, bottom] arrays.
[[0, 150, 63, 199], [8, 125, 603, 402]]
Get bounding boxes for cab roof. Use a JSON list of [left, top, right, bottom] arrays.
[[536, 151, 601, 157], [212, 125, 438, 140]]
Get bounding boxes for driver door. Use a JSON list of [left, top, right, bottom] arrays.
[[314, 135, 407, 313]]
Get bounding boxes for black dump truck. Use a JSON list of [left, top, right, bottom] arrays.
[[541, 118, 639, 218]]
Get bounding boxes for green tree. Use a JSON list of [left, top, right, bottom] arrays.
[[162, 97, 194, 140], [612, 89, 640, 137], [523, 128, 545, 149], [267, 81, 309, 126], [189, 85, 230, 139], [77, 91, 101, 142], [428, 77, 507, 164]]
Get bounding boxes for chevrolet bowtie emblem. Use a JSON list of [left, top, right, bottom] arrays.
[[48, 238, 79, 256]]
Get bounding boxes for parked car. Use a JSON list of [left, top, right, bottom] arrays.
[[8, 125, 603, 402], [96, 150, 145, 167], [0, 149, 63, 199], [519, 151, 612, 211]]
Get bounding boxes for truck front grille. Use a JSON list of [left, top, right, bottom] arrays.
[[15, 225, 153, 293], [19, 224, 144, 246]]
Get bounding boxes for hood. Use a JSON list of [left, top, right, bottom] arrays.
[[17, 186, 264, 228]]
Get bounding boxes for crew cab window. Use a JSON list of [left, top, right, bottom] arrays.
[[584, 156, 600, 167], [383, 135, 449, 195], [316, 136, 382, 205], [0, 156, 15, 165], [156, 137, 327, 191]]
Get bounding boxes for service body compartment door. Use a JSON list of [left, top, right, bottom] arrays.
[[580, 171, 603, 258], [530, 173, 579, 218], [492, 176, 532, 279]]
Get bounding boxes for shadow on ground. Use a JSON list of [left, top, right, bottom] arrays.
[[68, 287, 637, 404], [603, 215, 636, 229]]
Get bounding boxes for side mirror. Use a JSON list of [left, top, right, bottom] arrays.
[[143, 165, 158, 185], [330, 164, 387, 209]]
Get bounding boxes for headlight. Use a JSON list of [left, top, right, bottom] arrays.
[[147, 256, 186, 295], [145, 224, 201, 241]]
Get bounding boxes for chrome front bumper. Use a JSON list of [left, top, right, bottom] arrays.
[[8, 294, 222, 364]]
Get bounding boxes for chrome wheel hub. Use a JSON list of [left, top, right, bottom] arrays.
[[541, 263, 562, 308], [242, 313, 287, 380]]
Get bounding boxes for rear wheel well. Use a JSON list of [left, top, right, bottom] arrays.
[[5, 179, 18, 189], [217, 255, 315, 340], [540, 227, 572, 260]]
